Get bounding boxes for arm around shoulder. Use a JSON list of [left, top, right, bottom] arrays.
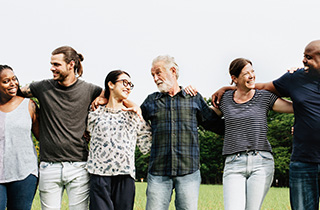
[[255, 82, 281, 96], [19, 84, 34, 98], [211, 86, 235, 108], [29, 99, 39, 140], [272, 98, 293, 113]]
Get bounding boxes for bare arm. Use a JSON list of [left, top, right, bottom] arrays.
[[211, 106, 223, 117], [29, 99, 39, 140], [91, 90, 108, 110], [272, 98, 293, 113], [254, 82, 281, 96], [122, 99, 143, 119], [20, 84, 34, 98], [211, 86, 236, 108]]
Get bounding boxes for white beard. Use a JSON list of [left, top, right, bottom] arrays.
[[157, 81, 172, 93]]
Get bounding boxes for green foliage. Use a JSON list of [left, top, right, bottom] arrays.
[[267, 110, 294, 186], [198, 128, 224, 184], [135, 148, 150, 181]]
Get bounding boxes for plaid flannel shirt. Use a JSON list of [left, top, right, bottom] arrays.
[[141, 88, 224, 176]]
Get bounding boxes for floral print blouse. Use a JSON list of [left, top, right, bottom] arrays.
[[86, 106, 152, 179]]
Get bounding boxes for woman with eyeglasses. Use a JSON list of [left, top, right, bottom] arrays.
[[86, 70, 152, 210]]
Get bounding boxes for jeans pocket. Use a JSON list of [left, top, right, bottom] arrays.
[[258, 151, 273, 160], [225, 154, 238, 164], [72, 162, 87, 169]]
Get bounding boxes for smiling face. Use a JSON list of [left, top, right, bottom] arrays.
[[0, 68, 19, 99], [303, 40, 320, 73], [151, 61, 176, 93], [109, 73, 132, 100], [232, 63, 255, 90], [50, 53, 74, 82]]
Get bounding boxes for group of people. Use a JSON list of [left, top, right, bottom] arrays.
[[0, 40, 319, 210]]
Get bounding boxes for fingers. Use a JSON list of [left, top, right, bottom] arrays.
[[211, 94, 220, 108], [91, 101, 98, 111], [287, 67, 303, 74], [184, 85, 198, 96]]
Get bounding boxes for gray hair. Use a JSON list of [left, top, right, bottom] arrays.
[[152, 55, 180, 79]]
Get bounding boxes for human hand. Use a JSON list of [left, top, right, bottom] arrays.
[[91, 96, 108, 111], [287, 67, 303, 74], [211, 86, 233, 108], [83, 131, 91, 143], [184, 85, 198, 96]]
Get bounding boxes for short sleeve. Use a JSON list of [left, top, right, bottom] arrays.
[[273, 72, 291, 97]]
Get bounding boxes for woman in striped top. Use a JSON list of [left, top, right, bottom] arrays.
[[213, 58, 293, 210]]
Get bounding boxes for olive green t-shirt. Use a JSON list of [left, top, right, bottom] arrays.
[[30, 79, 102, 162]]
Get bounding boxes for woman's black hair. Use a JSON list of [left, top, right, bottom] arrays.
[[104, 70, 130, 99]]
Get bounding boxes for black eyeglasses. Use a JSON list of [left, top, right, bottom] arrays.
[[115, 79, 134, 90]]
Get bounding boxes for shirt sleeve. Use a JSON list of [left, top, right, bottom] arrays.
[[86, 106, 101, 134], [273, 72, 291, 97], [197, 94, 225, 135], [29, 80, 44, 98], [267, 92, 278, 110], [89, 84, 103, 103], [136, 116, 152, 155]]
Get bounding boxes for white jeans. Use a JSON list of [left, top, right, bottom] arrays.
[[223, 151, 274, 210], [39, 162, 90, 210]]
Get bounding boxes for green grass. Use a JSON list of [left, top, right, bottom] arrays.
[[31, 183, 290, 209]]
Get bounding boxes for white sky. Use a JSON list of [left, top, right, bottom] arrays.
[[1, 0, 319, 104]]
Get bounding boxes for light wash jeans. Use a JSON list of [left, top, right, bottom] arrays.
[[289, 161, 320, 210], [223, 151, 274, 210], [146, 170, 201, 210], [39, 162, 90, 210]]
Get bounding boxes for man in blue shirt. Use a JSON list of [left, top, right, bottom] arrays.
[[141, 55, 224, 210], [213, 40, 320, 210]]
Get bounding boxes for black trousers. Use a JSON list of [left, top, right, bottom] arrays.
[[89, 174, 135, 210]]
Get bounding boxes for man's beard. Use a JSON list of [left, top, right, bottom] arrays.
[[157, 81, 172, 93]]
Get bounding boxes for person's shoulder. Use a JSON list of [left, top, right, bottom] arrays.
[[146, 91, 162, 99], [77, 79, 101, 88], [256, 89, 270, 94], [255, 89, 278, 100], [222, 89, 233, 98], [141, 92, 162, 107], [29, 79, 52, 88]]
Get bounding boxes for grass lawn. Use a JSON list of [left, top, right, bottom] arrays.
[[31, 183, 290, 209]]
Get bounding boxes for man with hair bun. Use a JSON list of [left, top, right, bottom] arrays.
[[20, 46, 103, 210]]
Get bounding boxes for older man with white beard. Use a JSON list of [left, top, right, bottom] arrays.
[[140, 55, 224, 210]]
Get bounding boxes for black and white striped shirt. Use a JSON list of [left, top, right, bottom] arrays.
[[220, 89, 278, 155]]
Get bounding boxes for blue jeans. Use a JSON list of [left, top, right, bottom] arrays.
[[39, 161, 90, 210], [146, 170, 201, 210], [0, 174, 38, 210], [223, 151, 274, 210], [289, 161, 320, 210]]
